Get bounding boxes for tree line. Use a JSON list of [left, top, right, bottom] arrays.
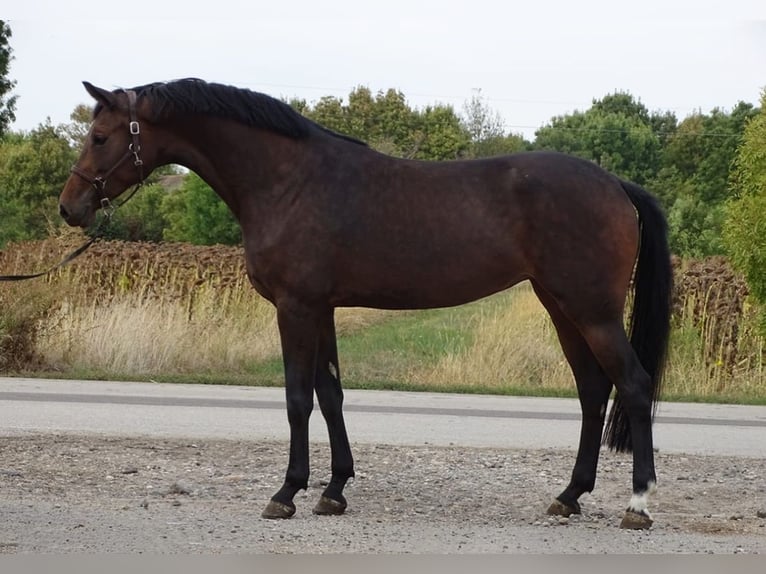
[[2, 85, 760, 255], [1, 22, 765, 291]]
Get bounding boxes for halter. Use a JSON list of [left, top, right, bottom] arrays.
[[69, 89, 145, 213]]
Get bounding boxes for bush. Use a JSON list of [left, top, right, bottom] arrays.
[[722, 90, 766, 335], [0, 282, 56, 371], [97, 183, 170, 242], [161, 173, 241, 245]]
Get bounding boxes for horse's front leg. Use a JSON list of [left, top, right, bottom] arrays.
[[312, 309, 355, 515], [261, 302, 319, 519]]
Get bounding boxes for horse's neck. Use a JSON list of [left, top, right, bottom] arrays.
[[164, 116, 297, 216]]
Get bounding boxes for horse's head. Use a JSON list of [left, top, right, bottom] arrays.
[[59, 82, 153, 227]]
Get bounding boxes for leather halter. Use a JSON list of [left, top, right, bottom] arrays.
[[70, 89, 145, 211]]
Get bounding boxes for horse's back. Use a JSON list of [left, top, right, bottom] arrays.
[[321, 150, 639, 310]]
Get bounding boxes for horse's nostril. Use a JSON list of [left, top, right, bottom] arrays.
[[59, 204, 69, 220]]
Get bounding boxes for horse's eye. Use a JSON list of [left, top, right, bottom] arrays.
[[93, 134, 108, 146]]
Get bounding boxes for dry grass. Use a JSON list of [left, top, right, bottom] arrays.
[[410, 285, 573, 393], [0, 281, 58, 371], [39, 287, 280, 376], [0, 238, 395, 377], [38, 291, 394, 377], [411, 282, 765, 401], [663, 293, 766, 400], [2, 238, 765, 402]]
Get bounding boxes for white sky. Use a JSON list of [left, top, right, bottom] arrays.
[[4, 1, 766, 139]]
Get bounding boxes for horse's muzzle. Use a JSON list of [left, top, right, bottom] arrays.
[[58, 199, 96, 228]]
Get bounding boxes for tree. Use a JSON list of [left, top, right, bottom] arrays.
[[534, 92, 664, 186], [723, 90, 766, 332], [653, 102, 757, 256], [463, 91, 505, 143], [461, 91, 528, 158], [98, 184, 169, 242], [60, 104, 92, 148], [307, 95, 349, 136], [162, 172, 241, 245], [0, 20, 17, 138], [297, 87, 471, 160], [413, 105, 471, 161], [0, 121, 76, 246]]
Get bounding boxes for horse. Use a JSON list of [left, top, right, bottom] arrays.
[[59, 79, 672, 529]]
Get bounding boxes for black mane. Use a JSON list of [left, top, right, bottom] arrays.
[[104, 78, 366, 146]]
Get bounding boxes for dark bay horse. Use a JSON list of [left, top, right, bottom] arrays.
[[59, 79, 672, 529]]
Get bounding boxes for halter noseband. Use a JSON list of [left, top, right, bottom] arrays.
[[70, 89, 145, 212]]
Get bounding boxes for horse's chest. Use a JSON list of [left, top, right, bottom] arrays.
[[243, 246, 325, 304]]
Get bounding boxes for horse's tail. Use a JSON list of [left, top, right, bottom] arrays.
[[603, 180, 673, 453]]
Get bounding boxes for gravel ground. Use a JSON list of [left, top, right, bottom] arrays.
[[0, 434, 764, 554]]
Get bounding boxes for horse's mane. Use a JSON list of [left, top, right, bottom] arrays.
[[98, 78, 367, 146]]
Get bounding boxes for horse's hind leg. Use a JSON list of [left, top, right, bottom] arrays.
[[312, 310, 355, 515], [532, 283, 613, 517], [578, 322, 657, 528]]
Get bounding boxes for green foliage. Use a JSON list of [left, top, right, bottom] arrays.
[[666, 194, 726, 257], [0, 76, 756, 261], [0, 20, 17, 138], [98, 184, 170, 242], [724, 192, 766, 299], [462, 91, 529, 157], [727, 101, 766, 200], [297, 87, 471, 160], [414, 105, 471, 161], [162, 172, 241, 245], [723, 91, 766, 333], [59, 103, 92, 148], [0, 121, 76, 247], [657, 102, 757, 256], [534, 92, 664, 185]]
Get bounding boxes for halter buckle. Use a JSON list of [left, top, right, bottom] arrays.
[[100, 197, 115, 217], [129, 121, 140, 135]]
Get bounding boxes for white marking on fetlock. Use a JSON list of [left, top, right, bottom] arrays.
[[627, 481, 656, 517]]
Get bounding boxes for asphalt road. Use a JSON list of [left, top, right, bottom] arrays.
[[1, 376, 765, 457]]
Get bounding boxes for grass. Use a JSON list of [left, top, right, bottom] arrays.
[[2, 239, 765, 404], [39, 285, 280, 378], [662, 295, 766, 403], [0, 282, 58, 371], [24, 282, 765, 404]]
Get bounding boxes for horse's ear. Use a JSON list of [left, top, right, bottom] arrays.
[[82, 81, 117, 110]]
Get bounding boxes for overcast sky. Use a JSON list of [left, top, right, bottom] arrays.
[[4, 1, 765, 139]]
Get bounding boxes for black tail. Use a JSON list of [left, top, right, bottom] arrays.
[[603, 180, 673, 453]]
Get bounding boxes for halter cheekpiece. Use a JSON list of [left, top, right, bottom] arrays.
[[69, 89, 145, 212]]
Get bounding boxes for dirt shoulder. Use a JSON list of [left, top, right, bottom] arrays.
[[0, 434, 764, 553]]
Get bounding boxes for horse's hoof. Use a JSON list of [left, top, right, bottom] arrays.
[[547, 499, 580, 517], [313, 496, 347, 516], [261, 500, 296, 519], [620, 510, 653, 530]]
